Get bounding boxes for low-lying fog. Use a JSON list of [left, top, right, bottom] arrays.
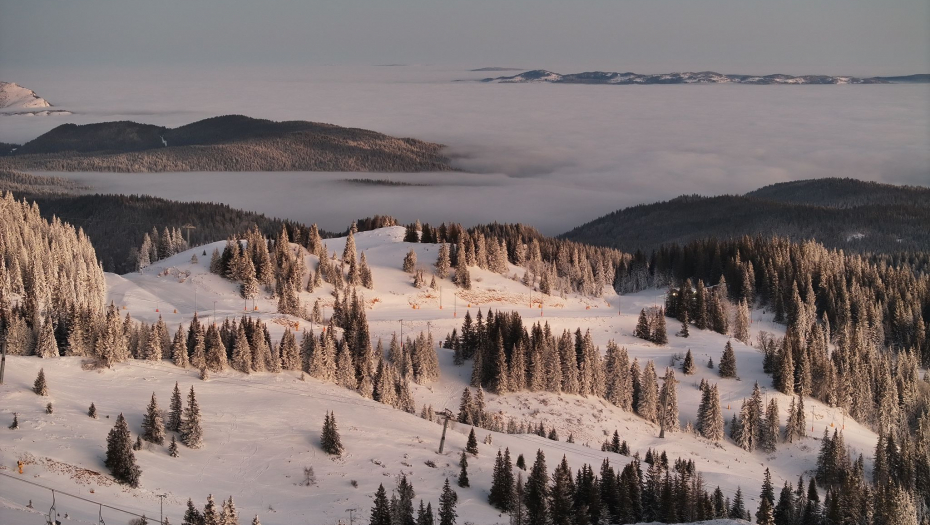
[[7, 65, 929, 234]]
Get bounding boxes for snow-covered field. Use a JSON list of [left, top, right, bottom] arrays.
[[1, 227, 878, 524]]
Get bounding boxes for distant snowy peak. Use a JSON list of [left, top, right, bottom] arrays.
[[0, 82, 53, 109], [482, 69, 916, 85]]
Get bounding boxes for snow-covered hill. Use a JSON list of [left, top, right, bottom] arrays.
[[0, 227, 878, 525], [0, 82, 70, 117], [0, 82, 53, 109]]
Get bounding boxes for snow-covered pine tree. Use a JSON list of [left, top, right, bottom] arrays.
[[760, 398, 779, 453], [733, 299, 751, 343], [660, 367, 679, 433], [652, 309, 668, 344], [202, 494, 220, 525], [221, 497, 240, 525], [278, 330, 300, 371], [435, 243, 451, 279], [682, 349, 695, 375], [168, 382, 183, 432], [320, 411, 344, 455], [637, 361, 659, 423], [204, 324, 227, 372], [634, 309, 651, 341], [33, 368, 49, 396], [141, 393, 166, 445], [230, 325, 252, 374], [458, 451, 470, 487], [105, 413, 142, 487], [171, 325, 188, 368], [719, 341, 737, 378], [403, 249, 417, 273], [359, 252, 374, 289], [181, 386, 203, 449], [36, 314, 58, 358], [169, 435, 179, 457], [466, 427, 479, 455], [700, 384, 725, 441]]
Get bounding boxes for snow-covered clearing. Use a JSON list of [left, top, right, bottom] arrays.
[[1, 227, 876, 524]]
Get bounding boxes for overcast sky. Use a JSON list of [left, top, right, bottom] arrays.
[[2, 0, 928, 76]]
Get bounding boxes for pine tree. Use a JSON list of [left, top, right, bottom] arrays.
[[105, 413, 142, 487], [438, 478, 457, 525], [719, 341, 737, 378], [221, 497, 240, 525], [203, 494, 220, 525], [466, 427, 479, 455], [142, 393, 166, 445], [516, 454, 526, 471], [320, 411, 344, 455], [634, 309, 651, 340], [458, 451, 470, 488], [682, 349, 695, 375], [168, 382, 183, 432], [756, 497, 775, 525], [729, 486, 746, 519], [33, 368, 48, 396], [169, 435, 179, 457], [761, 399, 779, 453], [36, 315, 59, 358], [403, 249, 418, 273], [652, 309, 668, 344], [678, 308, 690, 338], [549, 455, 575, 525], [370, 484, 392, 525], [733, 299, 751, 343], [660, 367, 679, 433], [524, 449, 549, 525], [9, 413, 18, 429], [181, 386, 203, 449], [435, 244, 451, 279], [638, 361, 659, 423], [183, 498, 202, 525], [393, 474, 416, 525], [89, 403, 98, 419]]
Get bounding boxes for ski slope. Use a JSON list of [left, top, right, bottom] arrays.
[[1, 227, 878, 525]]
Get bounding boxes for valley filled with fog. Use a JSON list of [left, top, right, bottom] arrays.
[[6, 65, 928, 233]]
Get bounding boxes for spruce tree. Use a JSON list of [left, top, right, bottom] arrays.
[[659, 367, 679, 433], [524, 449, 549, 525], [370, 484, 392, 525], [168, 382, 183, 432], [202, 494, 220, 525], [729, 486, 746, 519], [634, 309, 651, 341], [181, 386, 203, 449], [142, 393, 166, 445], [105, 413, 142, 487], [320, 411, 344, 455], [403, 249, 418, 273], [438, 478, 457, 525], [719, 341, 737, 378], [652, 309, 668, 344], [183, 498, 202, 525], [393, 474, 416, 525], [488, 449, 515, 510], [466, 427, 478, 455], [169, 435, 179, 457], [549, 455, 575, 525], [89, 403, 98, 419], [33, 368, 48, 396], [458, 451, 470, 488], [9, 413, 18, 429], [682, 349, 695, 375]]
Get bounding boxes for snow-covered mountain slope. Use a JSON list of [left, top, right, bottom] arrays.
[[0, 82, 53, 109], [1, 227, 877, 525], [481, 70, 894, 85]]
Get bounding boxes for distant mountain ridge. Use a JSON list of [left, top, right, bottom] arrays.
[[561, 178, 930, 254], [0, 114, 454, 172], [482, 70, 929, 85], [0, 81, 52, 108]]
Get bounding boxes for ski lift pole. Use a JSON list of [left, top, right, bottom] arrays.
[[438, 409, 454, 453]]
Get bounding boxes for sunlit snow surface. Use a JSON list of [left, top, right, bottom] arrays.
[[1, 64, 927, 235], [2, 228, 875, 525]]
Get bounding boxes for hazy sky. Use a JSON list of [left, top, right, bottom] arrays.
[[2, 0, 928, 76]]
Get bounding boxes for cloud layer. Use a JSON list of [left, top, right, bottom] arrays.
[[6, 65, 928, 235]]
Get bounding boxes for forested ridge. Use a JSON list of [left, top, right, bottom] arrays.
[[0, 115, 453, 172], [562, 178, 930, 254]]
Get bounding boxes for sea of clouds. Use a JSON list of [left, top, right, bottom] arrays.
[[4, 65, 928, 234]]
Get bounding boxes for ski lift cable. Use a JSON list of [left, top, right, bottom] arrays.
[[0, 472, 165, 523]]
